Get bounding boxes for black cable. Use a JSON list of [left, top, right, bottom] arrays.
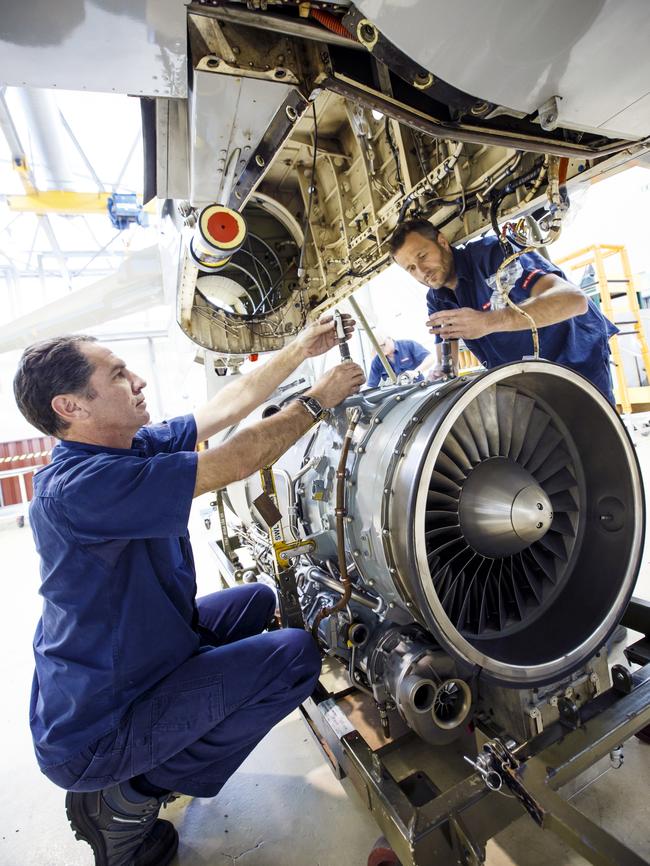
[[384, 117, 405, 197], [297, 102, 318, 279], [331, 254, 390, 289]]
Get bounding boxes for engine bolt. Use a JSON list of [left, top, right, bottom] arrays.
[[368, 579, 375, 586], [255, 154, 265, 167], [536, 521, 543, 529], [389, 568, 396, 574], [382, 529, 389, 536], [353, 549, 360, 556], [389, 602, 395, 609], [374, 417, 381, 424], [537, 502, 543, 510]]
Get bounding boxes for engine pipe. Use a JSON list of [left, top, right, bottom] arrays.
[[311, 407, 362, 639]]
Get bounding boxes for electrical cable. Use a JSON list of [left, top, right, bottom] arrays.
[[384, 117, 405, 197], [297, 102, 319, 281]]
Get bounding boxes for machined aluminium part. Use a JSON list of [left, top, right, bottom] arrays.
[[278, 362, 644, 687]]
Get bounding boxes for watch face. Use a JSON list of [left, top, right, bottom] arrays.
[[298, 396, 322, 419]]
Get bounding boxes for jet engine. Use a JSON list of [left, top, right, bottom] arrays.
[[223, 362, 644, 745]]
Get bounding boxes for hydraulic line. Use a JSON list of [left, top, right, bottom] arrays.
[[311, 407, 362, 639], [495, 245, 539, 358]]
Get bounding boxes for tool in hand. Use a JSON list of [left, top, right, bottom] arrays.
[[440, 339, 455, 379], [333, 309, 351, 361]]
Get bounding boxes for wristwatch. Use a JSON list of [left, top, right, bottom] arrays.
[[293, 394, 326, 422]]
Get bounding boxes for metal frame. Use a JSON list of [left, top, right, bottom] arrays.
[[300, 596, 650, 866], [556, 244, 650, 415]]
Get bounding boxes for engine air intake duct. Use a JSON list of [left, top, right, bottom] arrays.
[[383, 363, 643, 686]]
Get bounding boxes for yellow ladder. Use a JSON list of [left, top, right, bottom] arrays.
[[556, 244, 650, 414]]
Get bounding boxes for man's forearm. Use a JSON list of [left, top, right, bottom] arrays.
[[194, 402, 313, 496], [195, 341, 306, 439], [487, 281, 587, 333]]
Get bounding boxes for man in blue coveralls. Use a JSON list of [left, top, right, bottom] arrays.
[[13, 318, 364, 866], [390, 219, 617, 402], [367, 332, 436, 387]]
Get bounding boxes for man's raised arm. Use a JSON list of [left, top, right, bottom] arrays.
[[194, 314, 355, 441], [193, 361, 365, 497]]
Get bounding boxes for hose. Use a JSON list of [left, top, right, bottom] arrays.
[[311, 408, 362, 640], [495, 245, 539, 358]]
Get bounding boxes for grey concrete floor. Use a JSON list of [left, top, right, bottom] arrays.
[[2, 439, 650, 866]]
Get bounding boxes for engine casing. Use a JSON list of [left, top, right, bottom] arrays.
[[226, 362, 644, 743]]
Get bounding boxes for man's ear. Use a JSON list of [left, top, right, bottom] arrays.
[[437, 233, 450, 251], [51, 394, 89, 426]]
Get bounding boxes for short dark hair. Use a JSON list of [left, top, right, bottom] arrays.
[[14, 336, 98, 437], [389, 219, 440, 257]]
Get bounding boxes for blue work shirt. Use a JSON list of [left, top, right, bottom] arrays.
[[29, 415, 199, 771], [368, 339, 430, 387], [426, 236, 618, 401]]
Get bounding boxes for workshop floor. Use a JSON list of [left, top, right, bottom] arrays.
[[2, 441, 650, 866]]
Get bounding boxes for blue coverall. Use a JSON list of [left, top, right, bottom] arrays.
[[28, 415, 320, 797], [426, 236, 618, 403], [367, 338, 431, 387]]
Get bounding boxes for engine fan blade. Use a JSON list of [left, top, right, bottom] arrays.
[[476, 387, 500, 456], [509, 393, 536, 460], [435, 451, 468, 484], [519, 408, 551, 466], [451, 416, 481, 466], [526, 427, 564, 474], [496, 385, 517, 457], [541, 467, 577, 496], [461, 401, 491, 460]]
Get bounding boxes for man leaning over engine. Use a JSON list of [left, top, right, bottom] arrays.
[[390, 218, 618, 403], [13, 319, 364, 866]]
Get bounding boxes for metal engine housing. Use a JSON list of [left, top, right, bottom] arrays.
[[226, 362, 644, 743]]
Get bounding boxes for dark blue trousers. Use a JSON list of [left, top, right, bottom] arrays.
[[49, 584, 321, 797]]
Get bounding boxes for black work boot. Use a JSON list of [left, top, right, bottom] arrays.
[[65, 782, 179, 866]]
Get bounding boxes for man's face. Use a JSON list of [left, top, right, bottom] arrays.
[[378, 336, 395, 357], [75, 342, 149, 436], [393, 231, 455, 289]]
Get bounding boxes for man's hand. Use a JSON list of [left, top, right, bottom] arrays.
[[425, 365, 447, 382], [427, 308, 493, 340], [307, 362, 365, 408], [295, 313, 356, 359]]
